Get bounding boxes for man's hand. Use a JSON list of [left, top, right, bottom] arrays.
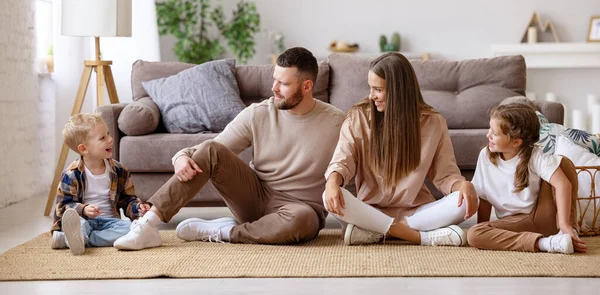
[[83, 205, 102, 218], [457, 181, 478, 220], [174, 155, 203, 182]]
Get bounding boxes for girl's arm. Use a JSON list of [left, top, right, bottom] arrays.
[[477, 199, 492, 223], [549, 166, 587, 252]]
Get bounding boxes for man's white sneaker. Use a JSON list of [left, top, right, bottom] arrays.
[[176, 217, 237, 242], [113, 219, 162, 250], [546, 234, 574, 254], [62, 208, 85, 255], [51, 231, 67, 249], [344, 224, 384, 246], [426, 225, 466, 247]]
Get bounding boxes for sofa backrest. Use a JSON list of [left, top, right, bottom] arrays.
[[131, 60, 330, 106], [327, 54, 527, 129]]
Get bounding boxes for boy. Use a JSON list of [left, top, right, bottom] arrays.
[[51, 113, 149, 255]]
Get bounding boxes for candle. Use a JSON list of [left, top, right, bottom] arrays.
[[545, 92, 557, 102], [572, 109, 587, 131], [527, 27, 538, 44]]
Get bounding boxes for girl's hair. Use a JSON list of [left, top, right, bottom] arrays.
[[352, 52, 434, 189], [487, 104, 540, 192]]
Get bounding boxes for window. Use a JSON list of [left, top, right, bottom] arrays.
[[35, 0, 53, 67]]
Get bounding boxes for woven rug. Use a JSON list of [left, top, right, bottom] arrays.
[[1, 230, 600, 281]]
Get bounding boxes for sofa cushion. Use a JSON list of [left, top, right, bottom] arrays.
[[132, 60, 195, 101], [235, 60, 330, 104], [117, 97, 161, 136], [142, 58, 246, 133], [327, 54, 526, 129], [119, 133, 253, 172]]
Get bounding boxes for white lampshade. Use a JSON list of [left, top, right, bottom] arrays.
[[61, 0, 132, 37]]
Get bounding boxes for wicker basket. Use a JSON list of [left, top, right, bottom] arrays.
[[575, 166, 600, 236]]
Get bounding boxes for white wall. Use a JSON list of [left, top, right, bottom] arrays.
[[0, 0, 53, 208], [159, 0, 600, 121]]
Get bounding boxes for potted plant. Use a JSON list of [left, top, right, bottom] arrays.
[[156, 0, 260, 64]]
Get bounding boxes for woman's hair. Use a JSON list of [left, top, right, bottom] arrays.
[[353, 52, 434, 189], [487, 103, 540, 192]]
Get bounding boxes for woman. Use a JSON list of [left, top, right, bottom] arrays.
[[323, 52, 478, 246]]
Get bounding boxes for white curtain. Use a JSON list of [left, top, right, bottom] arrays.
[[0, 0, 46, 208], [52, 0, 161, 161]]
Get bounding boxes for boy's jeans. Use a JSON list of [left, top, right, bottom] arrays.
[[65, 217, 131, 247]]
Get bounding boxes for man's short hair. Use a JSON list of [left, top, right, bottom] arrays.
[[62, 113, 104, 153], [276, 47, 318, 83]]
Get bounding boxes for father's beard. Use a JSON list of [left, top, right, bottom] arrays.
[[274, 86, 303, 110]]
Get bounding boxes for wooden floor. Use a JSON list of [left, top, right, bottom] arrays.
[[1, 196, 599, 294]]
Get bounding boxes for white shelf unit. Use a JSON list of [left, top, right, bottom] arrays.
[[491, 43, 600, 69]]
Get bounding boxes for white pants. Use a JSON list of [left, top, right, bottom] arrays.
[[324, 188, 468, 234]]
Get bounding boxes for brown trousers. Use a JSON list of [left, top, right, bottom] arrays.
[[148, 140, 324, 244], [467, 158, 580, 252]]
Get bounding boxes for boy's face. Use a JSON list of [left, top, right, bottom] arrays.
[[79, 122, 113, 160]]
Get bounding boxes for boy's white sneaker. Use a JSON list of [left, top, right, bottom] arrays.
[[344, 224, 384, 246], [546, 233, 574, 254], [51, 231, 67, 249], [176, 217, 237, 242], [426, 225, 466, 246], [62, 208, 85, 255], [113, 219, 162, 250]]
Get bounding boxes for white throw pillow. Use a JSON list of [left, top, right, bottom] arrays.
[[554, 135, 600, 231]]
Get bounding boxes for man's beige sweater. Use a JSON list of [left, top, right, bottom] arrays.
[[173, 97, 346, 206]]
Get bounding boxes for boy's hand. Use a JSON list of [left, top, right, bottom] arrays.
[[83, 205, 102, 218], [139, 203, 151, 215]]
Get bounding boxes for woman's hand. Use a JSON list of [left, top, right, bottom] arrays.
[[560, 224, 587, 253], [174, 155, 203, 182], [457, 181, 478, 220], [324, 184, 345, 216]]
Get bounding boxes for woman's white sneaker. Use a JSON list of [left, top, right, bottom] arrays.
[[425, 225, 466, 246]]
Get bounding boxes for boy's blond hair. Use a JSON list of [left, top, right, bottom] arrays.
[[62, 113, 105, 154]]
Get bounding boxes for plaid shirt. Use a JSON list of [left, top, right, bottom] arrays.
[[51, 157, 145, 232]]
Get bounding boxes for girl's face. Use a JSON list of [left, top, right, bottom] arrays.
[[368, 71, 386, 112], [487, 117, 522, 160]]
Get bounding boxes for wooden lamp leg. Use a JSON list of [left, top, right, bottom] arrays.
[[104, 66, 120, 104], [44, 66, 94, 216]]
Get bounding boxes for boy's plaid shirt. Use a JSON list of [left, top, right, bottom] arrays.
[[51, 157, 145, 232]]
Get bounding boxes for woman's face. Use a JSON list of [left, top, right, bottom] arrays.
[[368, 71, 386, 112]]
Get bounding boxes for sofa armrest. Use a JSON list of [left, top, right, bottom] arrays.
[[97, 103, 128, 161], [535, 100, 564, 124]]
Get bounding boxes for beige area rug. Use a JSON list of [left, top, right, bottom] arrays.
[[1, 230, 600, 281]]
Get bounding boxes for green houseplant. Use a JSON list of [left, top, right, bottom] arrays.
[[156, 0, 260, 64]]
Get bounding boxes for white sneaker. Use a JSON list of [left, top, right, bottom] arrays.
[[176, 217, 237, 242], [344, 224, 384, 246], [51, 231, 67, 249], [546, 234, 574, 254], [426, 225, 466, 247], [62, 208, 85, 255], [113, 219, 162, 250]]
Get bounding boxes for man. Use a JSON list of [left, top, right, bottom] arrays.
[[114, 47, 346, 249]]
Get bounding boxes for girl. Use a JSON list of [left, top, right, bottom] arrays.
[[467, 104, 587, 254], [323, 52, 478, 246]]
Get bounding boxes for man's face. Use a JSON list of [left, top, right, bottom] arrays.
[[272, 65, 305, 110]]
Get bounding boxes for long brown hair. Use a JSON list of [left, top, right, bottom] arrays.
[[353, 52, 434, 189], [487, 104, 540, 192]]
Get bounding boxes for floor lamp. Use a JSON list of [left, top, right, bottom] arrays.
[[44, 0, 132, 216]]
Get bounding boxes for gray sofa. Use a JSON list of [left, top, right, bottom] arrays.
[[97, 54, 564, 206]]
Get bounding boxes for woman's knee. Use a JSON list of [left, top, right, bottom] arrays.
[[466, 224, 487, 248]]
